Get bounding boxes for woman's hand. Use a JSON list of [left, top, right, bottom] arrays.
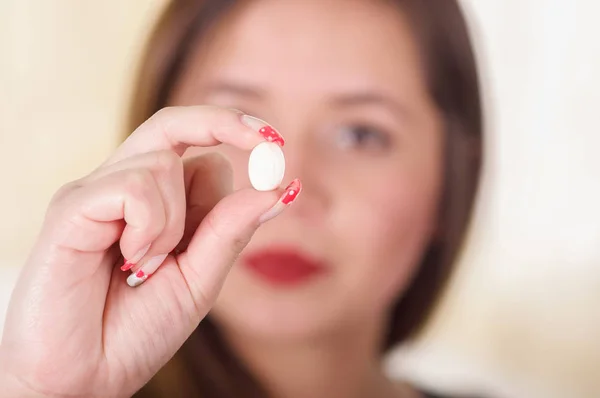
[[0, 106, 294, 398]]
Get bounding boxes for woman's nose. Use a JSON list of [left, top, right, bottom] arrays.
[[281, 137, 330, 222]]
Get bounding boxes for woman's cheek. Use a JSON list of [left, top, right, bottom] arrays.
[[341, 177, 439, 305]]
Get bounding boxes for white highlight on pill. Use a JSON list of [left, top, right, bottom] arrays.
[[248, 142, 285, 191]]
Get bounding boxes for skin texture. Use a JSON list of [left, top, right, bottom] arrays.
[[169, 0, 444, 396], [0, 0, 444, 397], [0, 107, 296, 397]]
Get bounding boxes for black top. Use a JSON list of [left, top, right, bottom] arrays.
[[421, 390, 484, 398], [422, 393, 446, 398]]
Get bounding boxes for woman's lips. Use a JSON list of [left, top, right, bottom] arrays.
[[242, 248, 327, 286]]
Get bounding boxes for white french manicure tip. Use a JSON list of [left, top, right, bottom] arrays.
[[126, 254, 168, 287], [127, 271, 148, 287], [241, 114, 267, 130], [241, 115, 285, 146], [259, 201, 286, 224]]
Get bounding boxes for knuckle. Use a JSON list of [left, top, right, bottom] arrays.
[[167, 204, 186, 234], [187, 280, 216, 318], [149, 107, 175, 132], [125, 169, 155, 199], [231, 235, 251, 257], [154, 106, 175, 118], [147, 107, 182, 155], [49, 180, 81, 206], [176, 258, 215, 318], [161, 223, 185, 249], [203, 211, 228, 241], [45, 181, 84, 222], [142, 107, 171, 134], [152, 150, 182, 174], [195, 285, 217, 310], [42, 186, 90, 245], [148, 106, 173, 127]]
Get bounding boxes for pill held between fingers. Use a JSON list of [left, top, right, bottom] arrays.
[[248, 142, 285, 191]]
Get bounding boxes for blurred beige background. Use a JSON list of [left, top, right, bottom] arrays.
[[1, 1, 599, 397]]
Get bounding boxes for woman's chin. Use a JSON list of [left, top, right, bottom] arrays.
[[212, 298, 343, 343]]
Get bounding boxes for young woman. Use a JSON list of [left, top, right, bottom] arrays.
[[0, 0, 482, 397]]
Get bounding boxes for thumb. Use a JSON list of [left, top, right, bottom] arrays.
[[178, 179, 301, 307]]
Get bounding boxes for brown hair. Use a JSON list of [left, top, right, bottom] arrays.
[[129, 0, 483, 396]]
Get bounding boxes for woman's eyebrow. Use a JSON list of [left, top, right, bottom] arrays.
[[202, 84, 410, 120], [331, 92, 410, 118], [203, 81, 266, 98]]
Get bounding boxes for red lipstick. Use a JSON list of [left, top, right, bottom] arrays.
[[242, 248, 326, 286]]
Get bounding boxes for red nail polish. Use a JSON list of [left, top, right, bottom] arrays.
[[281, 179, 302, 205], [135, 270, 146, 278], [258, 178, 302, 224], [259, 126, 285, 146], [121, 261, 134, 271]]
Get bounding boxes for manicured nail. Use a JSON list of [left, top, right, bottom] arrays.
[[121, 244, 151, 271], [259, 178, 302, 224], [241, 115, 285, 146], [127, 253, 168, 287]]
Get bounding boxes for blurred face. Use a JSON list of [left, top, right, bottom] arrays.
[[170, 0, 443, 340]]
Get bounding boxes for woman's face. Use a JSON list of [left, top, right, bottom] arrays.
[[170, 0, 443, 340]]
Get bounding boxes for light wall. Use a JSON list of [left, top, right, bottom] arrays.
[[388, 2, 600, 398], [0, 0, 167, 360], [0, 0, 168, 266], [1, 1, 599, 397]]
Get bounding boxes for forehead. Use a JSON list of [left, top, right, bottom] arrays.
[[192, 0, 427, 94]]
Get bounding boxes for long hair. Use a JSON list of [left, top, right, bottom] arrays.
[[129, 1, 483, 396]]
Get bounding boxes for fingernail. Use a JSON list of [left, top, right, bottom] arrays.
[[121, 244, 151, 271], [241, 115, 285, 146], [259, 178, 302, 224], [127, 253, 168, 287]]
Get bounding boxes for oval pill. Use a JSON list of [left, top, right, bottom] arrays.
[[248, 142, 286, 191]]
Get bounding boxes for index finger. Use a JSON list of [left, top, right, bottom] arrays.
[[104, 106, 285, 166]]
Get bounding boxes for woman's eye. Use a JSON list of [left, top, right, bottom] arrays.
[[335, 124, 391, 152]]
